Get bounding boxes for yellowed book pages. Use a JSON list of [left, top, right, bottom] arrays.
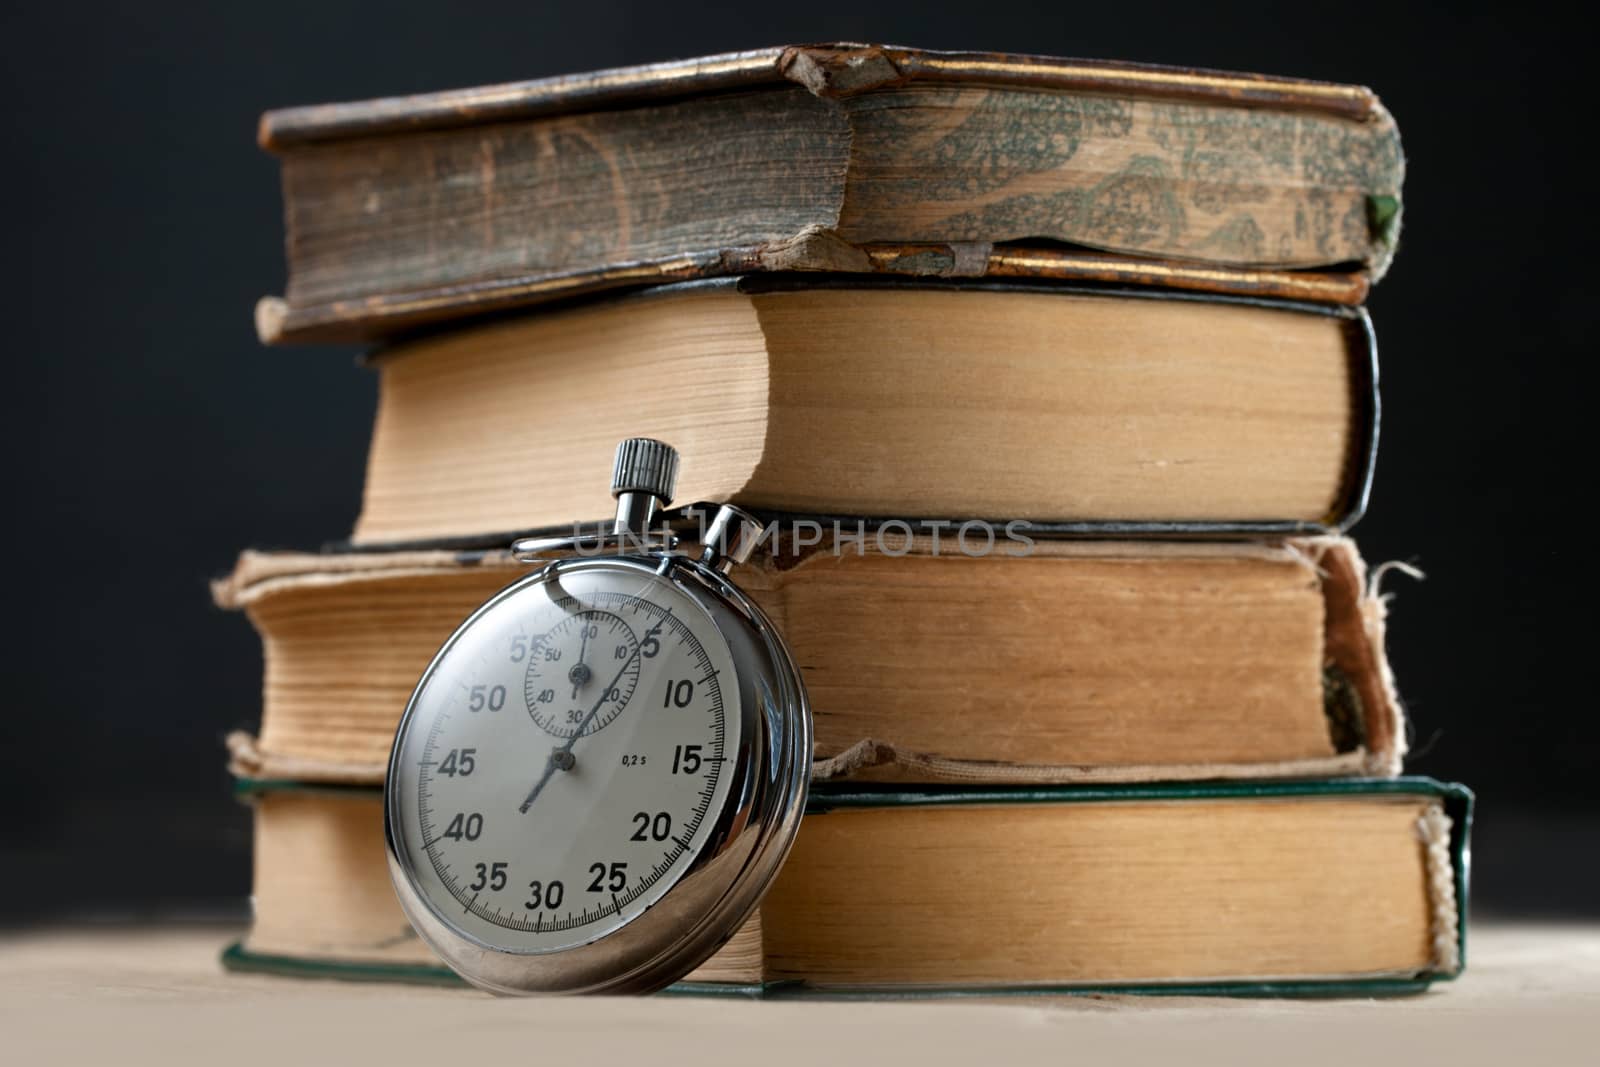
[[214, 537, 1403, 787], [238, 784, 1458, 989], [349, 283, 1368, 545]]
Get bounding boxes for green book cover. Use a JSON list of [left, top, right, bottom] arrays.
[[226, 776, 1472, 999]]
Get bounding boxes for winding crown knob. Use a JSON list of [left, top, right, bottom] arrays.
[[611, 438, 679, 505]]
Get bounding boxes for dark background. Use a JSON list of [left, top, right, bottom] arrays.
[[4, 2, 1590, 921]]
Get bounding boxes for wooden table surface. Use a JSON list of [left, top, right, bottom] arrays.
[[5, 923, 1596, 1065]]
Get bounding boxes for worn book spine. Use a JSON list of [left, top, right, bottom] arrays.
[[256, 44, 1402, 343]]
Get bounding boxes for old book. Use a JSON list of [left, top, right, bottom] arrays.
[[255, 44, 1403, 343], [215, 536, 1404, 786], [225, 778, 1470, 994], [339, 279, 1376, 546]]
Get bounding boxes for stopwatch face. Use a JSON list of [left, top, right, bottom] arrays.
[[387, 559, 744, 959]]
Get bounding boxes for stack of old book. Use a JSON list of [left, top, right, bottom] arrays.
[[218, 45, 1471, 995]]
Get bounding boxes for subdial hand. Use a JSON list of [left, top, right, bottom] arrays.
[[519, 609, 671, 814], [568, 622, 592, 699]]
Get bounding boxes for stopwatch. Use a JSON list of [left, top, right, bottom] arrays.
[[385, 438, 811, 995]]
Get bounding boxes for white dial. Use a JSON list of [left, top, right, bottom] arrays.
[[389, 561, 741, 954]]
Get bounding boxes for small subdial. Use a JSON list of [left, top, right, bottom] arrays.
[[524, 609, 640, 738]]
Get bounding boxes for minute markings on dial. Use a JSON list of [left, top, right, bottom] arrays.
[[414, 589, 730, 936]]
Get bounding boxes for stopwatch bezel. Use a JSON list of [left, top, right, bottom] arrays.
[[384, 552, 810, 995]]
